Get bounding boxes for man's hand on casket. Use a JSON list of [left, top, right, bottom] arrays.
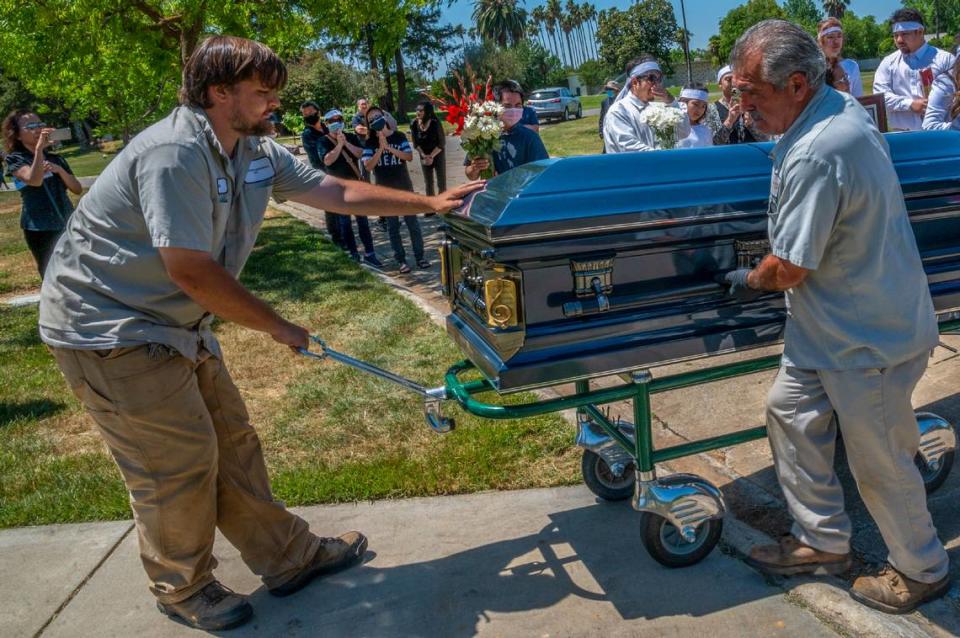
[[717, 269, 764, 302]]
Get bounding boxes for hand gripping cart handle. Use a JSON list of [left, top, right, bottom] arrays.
[[297, 336, 454, 432]]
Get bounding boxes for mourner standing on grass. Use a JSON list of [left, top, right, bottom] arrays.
[[708, 65, 768, 144], [465, 80, 548, 179], [816, 18, 862, 97], [603, 55, 689, 153], [37, 35, 482, 632], [2, 110, 82, 278], [718, 20, 950, 615], [598, 80, 620, 153], [922, 56, 960, 131], [873, 8, 956, 131]]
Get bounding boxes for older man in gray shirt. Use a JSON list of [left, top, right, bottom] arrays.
[[719, 20, 949, 614], [39, 36, 481, 631]]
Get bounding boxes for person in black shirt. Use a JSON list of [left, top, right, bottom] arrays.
[[300, 100, 346, 250], [316, 108, 382, 268], [410, 101, 446, 197], [2, 110, 82, 277], [361, 106, 427, 274]]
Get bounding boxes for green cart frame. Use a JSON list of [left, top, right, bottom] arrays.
[[300, 320, 960, 567]]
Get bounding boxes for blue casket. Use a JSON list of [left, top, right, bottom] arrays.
[[440, 131, 960, 392]]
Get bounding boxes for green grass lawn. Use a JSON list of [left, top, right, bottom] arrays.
[[58, 145, 122, 177], [0, 212, 579, 528], [541, 115, 603, 157]]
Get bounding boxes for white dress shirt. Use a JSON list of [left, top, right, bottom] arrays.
[[922, 74, 960, 131], [677, 123, 713, 148], [602, 92, 690, 153], [840, 58, 863, 97], [873, 43, 956, 131]]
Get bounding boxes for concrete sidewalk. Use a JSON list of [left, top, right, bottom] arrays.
[[8, 487, 844, 638]]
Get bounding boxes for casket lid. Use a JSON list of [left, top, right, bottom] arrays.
[[447, 130, 960, 245]]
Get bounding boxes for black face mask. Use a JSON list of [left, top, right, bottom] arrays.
[[303, 113, 320, 126], [369, 115, 387, 132]]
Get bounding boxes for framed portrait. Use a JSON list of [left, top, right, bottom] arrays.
[[857, 94, 888, 133]]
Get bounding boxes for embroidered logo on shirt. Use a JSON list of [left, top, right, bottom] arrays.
[[244, 157, 275, 184], [216, 177, 229, 202]]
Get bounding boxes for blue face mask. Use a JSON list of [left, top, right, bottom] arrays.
[[328, 121, 344, 133], [606, 90, 615, 98]]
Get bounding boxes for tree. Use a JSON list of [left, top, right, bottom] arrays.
[[472, 0, 527, 48], [822, 0, 850, 19], [709, 0, 785, 64], [783, 0, 824, 31], [546, 0, 570, 68], [596, 0, 679, 77], [576, 59, 610, 93], [903, 0, 960, 37], [840, 11, 893, 59], [449, 40, 565, 94]]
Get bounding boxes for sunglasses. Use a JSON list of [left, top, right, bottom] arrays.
[[23, 122, 47, 130], [638, 74, 662, 84]]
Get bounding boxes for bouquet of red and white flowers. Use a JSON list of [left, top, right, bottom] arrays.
[[428, 68, 502, 178]]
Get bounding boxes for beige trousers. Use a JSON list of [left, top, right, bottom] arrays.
[[51, 344, 320, 603], [766, 351, 949, 583]]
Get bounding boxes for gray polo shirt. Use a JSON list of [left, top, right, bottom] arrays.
[[768, 86, 937, 370], [39, 106, 326, 360]]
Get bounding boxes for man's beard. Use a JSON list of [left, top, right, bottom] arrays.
[[230, 106, 273, 136]]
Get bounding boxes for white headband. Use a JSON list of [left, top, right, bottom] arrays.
[[614, 61, 663, 103], [819, 26, 842, 37], [716, 65, 732, 83], [893, 21, 924, 33], [680, 89, 709, 102]]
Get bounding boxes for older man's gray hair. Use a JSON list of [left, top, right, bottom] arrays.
[[730, 19, 826, 90]]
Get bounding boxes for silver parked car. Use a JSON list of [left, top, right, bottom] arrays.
[[527, 87, 582, 122]]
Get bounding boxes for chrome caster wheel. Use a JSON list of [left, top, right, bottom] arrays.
[[639, 512, 723, 568], [916, 412, 956, 494], [581, 450, 635, 501]]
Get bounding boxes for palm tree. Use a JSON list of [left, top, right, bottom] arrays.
[[546, 0, 570, 68], [822, 0, 849, 19], [472, 0, 526, 47], [581, 2, 599, 61], [561, 12, 577, 68]]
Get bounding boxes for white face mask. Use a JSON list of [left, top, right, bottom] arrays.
[[500, 107, 523, 127]]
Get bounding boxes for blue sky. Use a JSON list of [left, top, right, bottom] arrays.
[[444, 0, 903, 50]]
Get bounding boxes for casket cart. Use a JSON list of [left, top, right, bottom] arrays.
[[300, 131, 960, 567]]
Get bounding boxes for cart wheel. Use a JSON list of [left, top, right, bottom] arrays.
[[581, 450, 635, 501], [915, 449, 954, 494], [640, 512, 723, 568]]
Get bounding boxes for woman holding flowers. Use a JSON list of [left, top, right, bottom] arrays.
[[464, 80, 548, 179], [603, 55, 690, 153], [361, 105, 428, 273]]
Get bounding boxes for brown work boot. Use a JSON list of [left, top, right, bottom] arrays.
[[156, 581, 252, 630], [269, 531, 368, 597], [850, 564, 951, 614], [745, 535, 851, 576]]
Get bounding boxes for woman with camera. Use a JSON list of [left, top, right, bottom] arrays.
[[2, 110, 82, 278], [360, 105, 427, 274]]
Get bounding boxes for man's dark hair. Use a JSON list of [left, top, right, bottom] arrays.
[[624, 54, 657, 75], [493, 79, 525, 102], [179, 35, 287, 108], [300, 100, 320, 112], [891, 8, 925, 27], [1, 109, 34, 154]]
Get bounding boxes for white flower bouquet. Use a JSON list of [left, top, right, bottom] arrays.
[[461, 101, 504, 179], [640, 104, 685, 150]]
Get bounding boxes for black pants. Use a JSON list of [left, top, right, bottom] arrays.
[[421, 151, 447, 196], [337, 215, 375, 257], [23, 229, 63, 279]]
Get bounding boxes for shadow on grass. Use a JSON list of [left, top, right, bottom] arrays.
[[241, 220, 371, 302], [0, 399, 66, 426]]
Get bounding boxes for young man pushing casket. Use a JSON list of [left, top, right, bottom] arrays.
[[37, 35, 483, 631], [718, 20, 950, 614]]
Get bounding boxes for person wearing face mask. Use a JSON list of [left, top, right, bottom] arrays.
[[316, 108, 383, 268], [300, 100, 346, 250], [598, 80, 620, 152], [602, 55, 690, 153], [361, 106, 428, 274], [464, 80, 549, 180], [676, 84, 714, 148], [873, 8, 956, 131]]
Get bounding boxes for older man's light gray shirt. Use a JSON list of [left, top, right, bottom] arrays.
[[39, 106, 326, 360], [768, 87, 937, 370]]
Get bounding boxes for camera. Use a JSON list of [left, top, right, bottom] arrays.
[[49, 128, 72, 142]]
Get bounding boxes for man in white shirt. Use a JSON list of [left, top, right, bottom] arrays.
[[873, 8, 956, 131], [602, 55, 689, 153]]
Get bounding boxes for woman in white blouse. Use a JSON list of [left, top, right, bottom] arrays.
[[922, 58, 960, 130], [817, 17, 863, 97], [677, 83, 713, 148]]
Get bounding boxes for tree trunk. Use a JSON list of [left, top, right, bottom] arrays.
[[380, 56, 395, 113], [366, 26, 379, 74], [564, 32, 574, 68], [394, 48, 408, 120]]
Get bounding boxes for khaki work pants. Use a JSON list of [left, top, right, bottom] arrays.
[[51, 344, 321, 603], [766, 351, 949, 583]]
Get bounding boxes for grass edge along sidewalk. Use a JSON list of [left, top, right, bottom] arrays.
[[0, 211, 579, 528]]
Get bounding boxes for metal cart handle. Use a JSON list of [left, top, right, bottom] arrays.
[[297, 336, 453, 432]]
